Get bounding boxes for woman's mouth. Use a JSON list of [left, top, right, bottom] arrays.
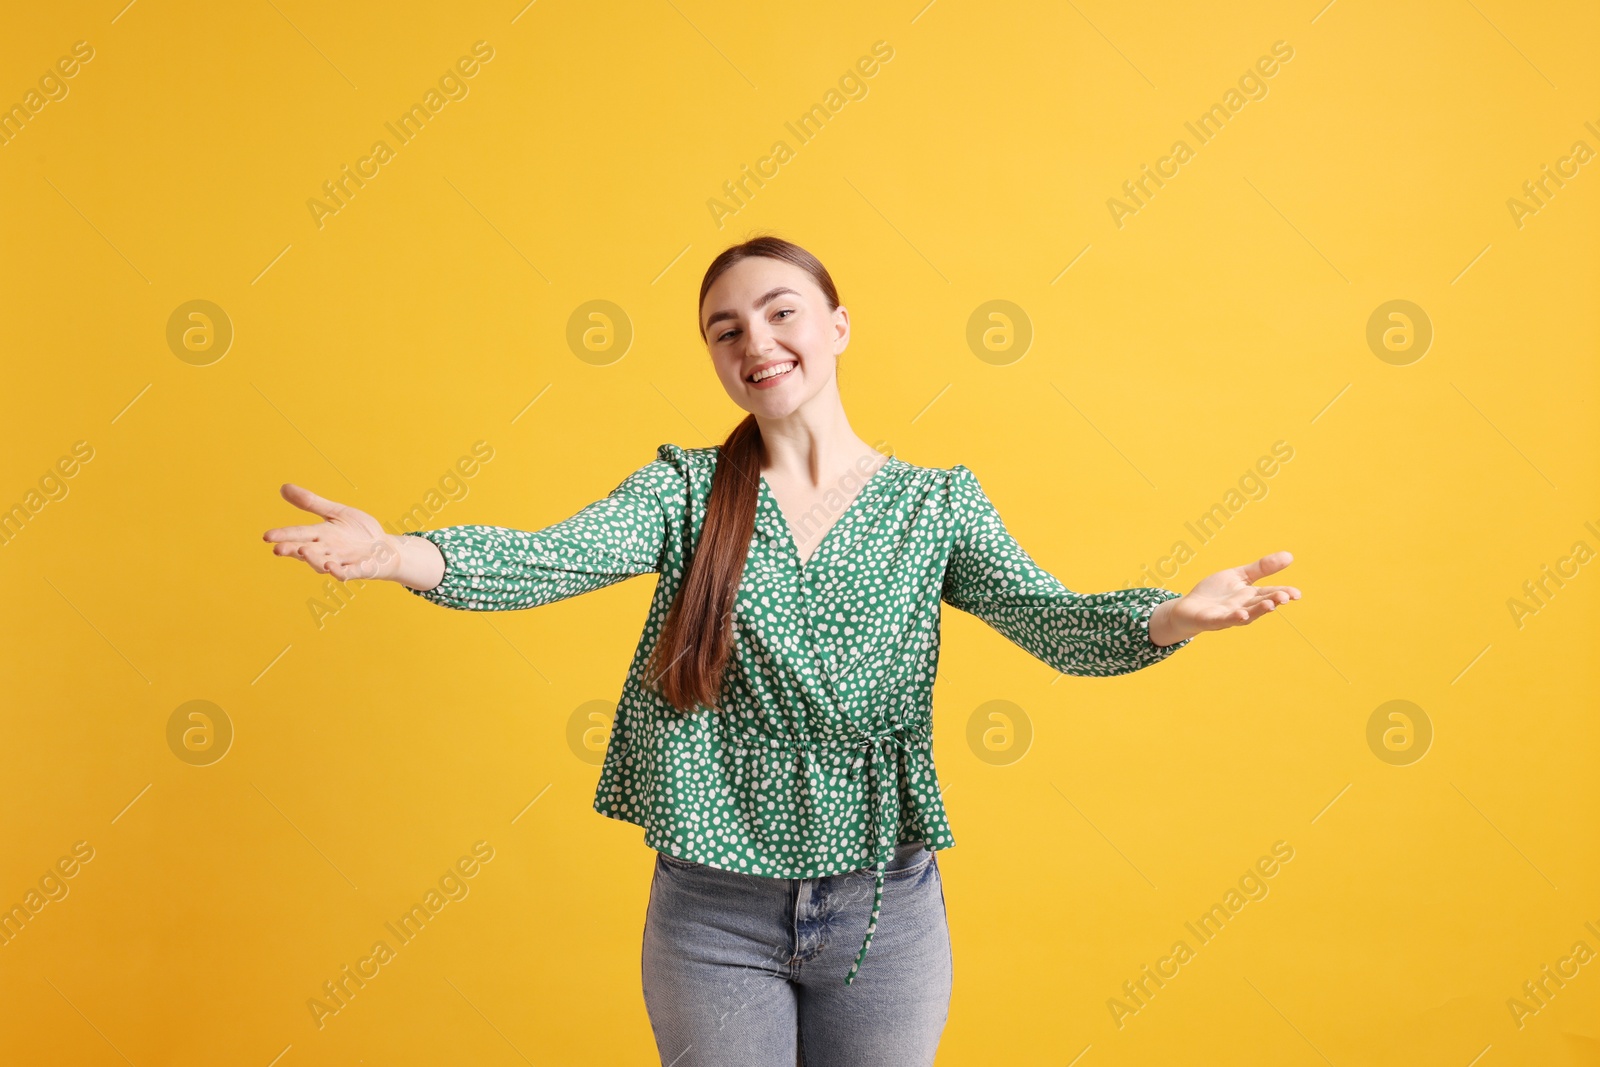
[[746, 360, 797, 388]]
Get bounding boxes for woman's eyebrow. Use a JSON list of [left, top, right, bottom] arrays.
[[703, 286, 801, 332]]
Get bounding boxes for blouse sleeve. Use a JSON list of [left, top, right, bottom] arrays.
[[401, 446, 686, 612], [940, 464, 1192, 675]]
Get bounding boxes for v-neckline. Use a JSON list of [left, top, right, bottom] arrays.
[[758, 455, 897, 574]]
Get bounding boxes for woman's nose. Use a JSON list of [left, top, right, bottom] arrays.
[[743, 324, 775, 356]]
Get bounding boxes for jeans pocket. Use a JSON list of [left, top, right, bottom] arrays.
[[882, 844, 935, 881], [655, 850, 705, 872]]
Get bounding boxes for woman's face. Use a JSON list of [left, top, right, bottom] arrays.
[[700, 256, 849, 419]]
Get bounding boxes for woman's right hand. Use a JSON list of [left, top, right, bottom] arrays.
[[262, 484, 442, 589]]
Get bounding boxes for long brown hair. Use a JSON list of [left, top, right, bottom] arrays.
[[643, 235, 843, 712]]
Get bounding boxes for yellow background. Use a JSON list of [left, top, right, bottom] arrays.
[[3, 0, 1597, 1064]]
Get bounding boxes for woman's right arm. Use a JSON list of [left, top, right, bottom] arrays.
[[264, 451, 684, 612], [398, 457, 681, 611]]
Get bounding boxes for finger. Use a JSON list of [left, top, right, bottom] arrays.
[[278, 483, 349, 521], [1237, 551, 1294, 584], [1200, 601, 1256, 626], [297, 544, 336, 574], [322, 545, 375, 576], [325, 550, 371, 578], [1230, 599, 1277, 624], [264, 523, 331, 544], [329, 551, 383, 581], [1218, 595, 1275, 624], [321, 543, 387, 575], [345, 549, 388, 580]]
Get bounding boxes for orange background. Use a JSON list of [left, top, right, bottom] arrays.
[[2, 1, 1597, 1064]]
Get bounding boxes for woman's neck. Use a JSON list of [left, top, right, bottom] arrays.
[[754, 399, 877, 486]]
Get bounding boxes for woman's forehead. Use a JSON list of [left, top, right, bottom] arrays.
[[702, 261, 822, 326]]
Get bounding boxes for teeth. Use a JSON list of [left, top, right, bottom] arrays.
[[749, 362, 795, 382]]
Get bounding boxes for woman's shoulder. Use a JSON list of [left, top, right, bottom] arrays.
[[891, 454, 968, 478], [871, 453, 963, 499], [648, 444, 717, 492], [880, 451, 975, 492], [653, 442, 716, 469], [631, 444, 717, 506]]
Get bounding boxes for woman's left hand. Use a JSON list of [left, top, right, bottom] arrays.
[[1147, 551, 1301, 647]]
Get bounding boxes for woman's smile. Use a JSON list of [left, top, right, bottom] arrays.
[[746, 358, 798, 388]]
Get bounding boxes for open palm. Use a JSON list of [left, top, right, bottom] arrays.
[[1171, 550, 1301, 633], [262, 484, 399, 581]]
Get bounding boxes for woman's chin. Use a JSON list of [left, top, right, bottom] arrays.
[[742, 378, 810, 413]]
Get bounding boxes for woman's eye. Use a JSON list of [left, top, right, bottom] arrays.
[[716, 309, 790, 342]]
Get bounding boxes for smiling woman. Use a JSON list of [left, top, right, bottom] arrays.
[[262, 234, 1300, 1067]]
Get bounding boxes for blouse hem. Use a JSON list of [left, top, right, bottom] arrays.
[[598, 805, 950, 880]]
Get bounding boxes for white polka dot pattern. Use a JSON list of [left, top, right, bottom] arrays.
[[403, 444, 1192, 984]]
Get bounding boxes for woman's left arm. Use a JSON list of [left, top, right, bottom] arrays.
[[940, 465, 1299, 675]]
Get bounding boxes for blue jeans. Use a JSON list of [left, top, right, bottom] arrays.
[[641, 841, 953, 1066]]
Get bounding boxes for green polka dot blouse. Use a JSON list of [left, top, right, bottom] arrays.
[[403, 443, 1192, 985]]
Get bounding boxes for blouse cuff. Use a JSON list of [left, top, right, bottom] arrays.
[[400, 529, 462, 607], [1134, 588, 1193, 662]]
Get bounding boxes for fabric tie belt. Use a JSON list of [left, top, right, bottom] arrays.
[[838, 715, 927, 987]]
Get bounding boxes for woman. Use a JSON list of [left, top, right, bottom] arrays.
[[262, 235, 1300, 1065]]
